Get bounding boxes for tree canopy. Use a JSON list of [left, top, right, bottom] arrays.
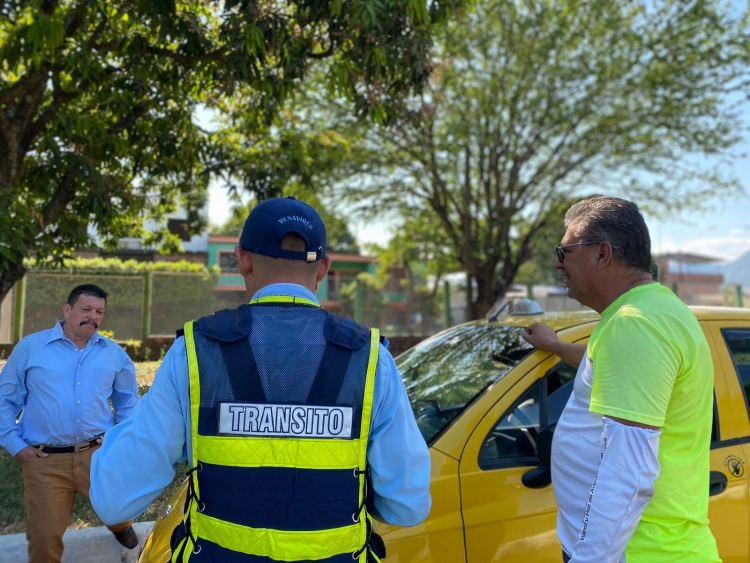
[[336, 0, 750, 319], [0, 0, 462, 302]]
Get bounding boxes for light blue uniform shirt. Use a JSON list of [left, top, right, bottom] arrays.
[[91, 284, 432, 527], [0, 322, 139, 457]]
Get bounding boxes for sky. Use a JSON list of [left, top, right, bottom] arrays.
[[643, 138, 750, 262]]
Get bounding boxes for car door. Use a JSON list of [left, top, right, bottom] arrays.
[[705, 321, 750, 562], [458, 350, 580, 563]]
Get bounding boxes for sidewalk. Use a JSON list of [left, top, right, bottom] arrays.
[[0, 521, 155, 563]]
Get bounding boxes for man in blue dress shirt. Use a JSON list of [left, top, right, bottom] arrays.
[[0, 284, 140, 562], [90, 198, 432, 560]]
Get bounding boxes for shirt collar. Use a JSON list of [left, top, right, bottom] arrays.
[[46, 321, 106, 346], [250, 283, 320, 305]]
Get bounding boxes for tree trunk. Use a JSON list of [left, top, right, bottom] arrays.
[[472, 278, 495, 319], [470, 259, 512, 321], [465, 271, 474, 321], [0, 258, 26, 304], [0, 118, 25, 304]]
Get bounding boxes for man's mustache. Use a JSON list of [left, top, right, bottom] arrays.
[[80, 321, 99, 329]]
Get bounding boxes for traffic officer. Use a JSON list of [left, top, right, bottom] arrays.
[[90, 197, 432, 562]]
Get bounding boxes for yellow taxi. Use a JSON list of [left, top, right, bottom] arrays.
[[138, 305, 750, 563]]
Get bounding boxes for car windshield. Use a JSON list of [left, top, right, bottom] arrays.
[[397, 323, 535, 444]]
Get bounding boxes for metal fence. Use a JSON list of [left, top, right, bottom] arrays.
[[0, 270, 450, 344], [6, 270, 220, 343], [3, 270, 744, 346], [24, 273, 145, 340]]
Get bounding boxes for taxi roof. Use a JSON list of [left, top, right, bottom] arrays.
[[689, 306, 750, 321], [464, 306, 750, 331], [465, 309, 601, 330]]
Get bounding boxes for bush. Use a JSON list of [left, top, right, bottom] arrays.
[[25, 257, 218, 275]]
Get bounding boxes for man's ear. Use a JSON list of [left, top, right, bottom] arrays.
[[62, 303, 71, 319], [595, 241, 616, 271], [316, 256, 332, 283], [234, 245, 253, 277]]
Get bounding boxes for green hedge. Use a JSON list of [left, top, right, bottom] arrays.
[[25, 257, 218, 274]]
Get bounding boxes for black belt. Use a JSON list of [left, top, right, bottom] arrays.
[[36, 436, 101, 454]]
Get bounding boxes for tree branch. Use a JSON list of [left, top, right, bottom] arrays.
[[148, 46, 228, 66], [36, 167, 79, 231], [0, 62, 54, 106], [107, 105, 149, 136], [19, 66, 120, 154]]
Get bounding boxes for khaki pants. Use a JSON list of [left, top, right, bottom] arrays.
[[21, 444, 133, 563]]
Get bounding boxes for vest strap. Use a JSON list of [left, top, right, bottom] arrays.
[[323, 314, 370, 351], [220, 337, 266, 403], [306, 341, 354, 404], [197, 307, 252, 342]]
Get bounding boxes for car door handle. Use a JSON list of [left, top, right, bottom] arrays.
[[709, 471, 728, 496]]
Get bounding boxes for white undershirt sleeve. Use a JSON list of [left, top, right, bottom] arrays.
[[569, 417, 661, 563]]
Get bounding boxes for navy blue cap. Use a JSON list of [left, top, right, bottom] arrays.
[[239, 197, 326, 262]]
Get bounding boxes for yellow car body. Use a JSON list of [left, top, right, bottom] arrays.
[[139, 307, 750, 563]]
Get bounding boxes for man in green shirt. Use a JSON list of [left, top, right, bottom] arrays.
[[523, 196, 720, 563]]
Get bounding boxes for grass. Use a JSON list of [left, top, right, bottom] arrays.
[[0, 360, 187, 534]]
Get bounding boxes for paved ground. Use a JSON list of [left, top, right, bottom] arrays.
[[0, 521, 155, 563]]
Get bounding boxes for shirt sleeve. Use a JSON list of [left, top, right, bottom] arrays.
[[367, 344, 432, 526], [0, 341, 30, 457], [90, 338, 190, 526], [589, 314, 680, 428], [110, 351, 139, 422]]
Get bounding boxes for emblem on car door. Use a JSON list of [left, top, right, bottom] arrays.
[[725, 455, 745, 478]]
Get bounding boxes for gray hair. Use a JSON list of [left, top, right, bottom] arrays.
[[565, 196, 652, 273]]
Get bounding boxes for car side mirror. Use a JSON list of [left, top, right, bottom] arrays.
[[522, 424, 556, 489]]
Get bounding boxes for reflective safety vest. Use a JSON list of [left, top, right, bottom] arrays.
[[171, 296, 382, 562]]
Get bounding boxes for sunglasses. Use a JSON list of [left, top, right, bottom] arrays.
[[556, 241, 620, 263]]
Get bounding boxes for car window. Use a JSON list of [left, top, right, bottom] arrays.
[[480, 362, 575, 469], [546, 362, 577, 424], [480, 382, 541, 466], [721, 329, 750, 427], [399, 323, 534, 445]]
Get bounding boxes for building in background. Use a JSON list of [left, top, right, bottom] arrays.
[[208, 235, 410, 330], [653, 253, 725, 305], [76, 206, 209, 264], [723, 250, 750, 289]]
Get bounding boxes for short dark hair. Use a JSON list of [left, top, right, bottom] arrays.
[[565, 196, 652, 273], [280, 233, 308, 252], [250, 233, 320, 278], [66, 284, 108, 306]]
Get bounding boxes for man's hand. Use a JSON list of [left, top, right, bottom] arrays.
[[522, 323, 587, 368], [522, 323, 560, 351], [14, 446, 48, 466]]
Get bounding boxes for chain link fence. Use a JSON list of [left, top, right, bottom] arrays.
[[5, 271, 221, 343], [6, 270, 741, 347], [150, 272, 219, 336], [24, 273, 145, 340]]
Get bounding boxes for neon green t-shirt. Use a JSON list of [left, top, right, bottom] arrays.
[[588, 283, 720, 562]]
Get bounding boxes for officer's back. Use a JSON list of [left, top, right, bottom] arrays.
[[90, 197, 432, 563]]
